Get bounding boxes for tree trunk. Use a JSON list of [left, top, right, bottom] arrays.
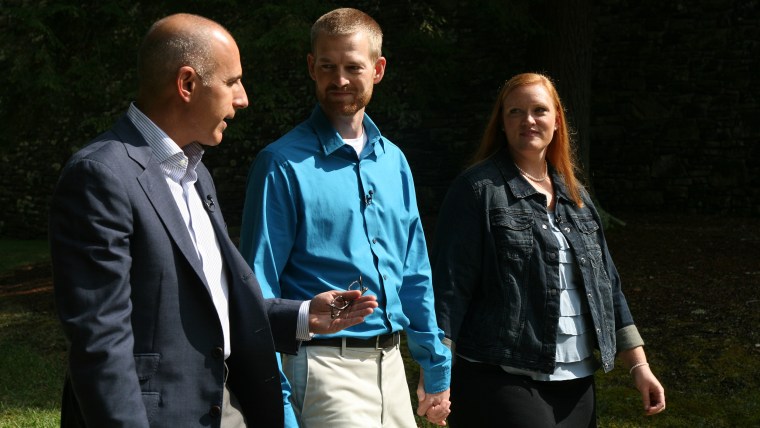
[[530, 0, 593, 185], [529, 1, 624, 227]]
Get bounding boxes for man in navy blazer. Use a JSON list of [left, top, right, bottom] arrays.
[[49, 13, 376, 427]]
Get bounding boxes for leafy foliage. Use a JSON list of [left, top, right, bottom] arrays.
[[0, 0, 479, 237]]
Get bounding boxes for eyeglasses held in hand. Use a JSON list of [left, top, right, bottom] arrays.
[[329, 275, 369, 319]]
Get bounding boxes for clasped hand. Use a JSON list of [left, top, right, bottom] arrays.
[[416, 371, 451, 426]]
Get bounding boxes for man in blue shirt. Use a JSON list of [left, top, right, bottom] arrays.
[[240, 7, 451, 427]]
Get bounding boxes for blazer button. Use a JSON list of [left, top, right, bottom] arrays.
[[212, 347, 224, 359], [210, 405, 222, 417]]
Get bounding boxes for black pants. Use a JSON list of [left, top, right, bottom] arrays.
[[449, 357, 597, 428]]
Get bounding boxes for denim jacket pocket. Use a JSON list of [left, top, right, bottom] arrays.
[[574, 215, 603, 256], [574, 215, 612, 289], [489, 208, 533, 261]]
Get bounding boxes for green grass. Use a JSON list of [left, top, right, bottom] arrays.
[[0, 240, 49, 272], [0, 239, 64, 427], [2, 238, 760, 427]]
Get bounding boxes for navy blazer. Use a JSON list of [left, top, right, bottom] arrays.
[[50, 115, 301, 427]]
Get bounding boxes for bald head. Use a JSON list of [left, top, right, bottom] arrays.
[[137, 13, 232, 96]]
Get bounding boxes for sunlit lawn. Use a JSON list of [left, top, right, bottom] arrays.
[[2, 233, 759, 427]]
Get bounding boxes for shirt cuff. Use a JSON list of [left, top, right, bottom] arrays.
[[616, 324, 645, 351], [296, 300, 313, 341]]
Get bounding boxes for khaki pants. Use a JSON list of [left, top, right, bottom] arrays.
[[283, 343, 416, 428], [222, 367, 247, 428]]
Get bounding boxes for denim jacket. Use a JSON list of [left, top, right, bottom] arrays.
[[432, 148, 644, 374]]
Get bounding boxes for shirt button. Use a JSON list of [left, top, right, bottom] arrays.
[[542, 224, 548, 230], [372, 238, 377, 244], [211, 347, 224, 359], [549, 289, 558, 296], [564, 227, 571, 233], [210, 405, 222, 417], [383, 274, 388, 280]]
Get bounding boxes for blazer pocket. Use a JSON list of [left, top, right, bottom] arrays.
[[134, 353, 161, 382], [142, 392, 161, 423]]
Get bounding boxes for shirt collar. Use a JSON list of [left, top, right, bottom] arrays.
[[127, 103, 204, 181], [309, 104, 386, 158]]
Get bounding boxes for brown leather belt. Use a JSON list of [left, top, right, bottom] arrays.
[[302, 332, 400, 350]]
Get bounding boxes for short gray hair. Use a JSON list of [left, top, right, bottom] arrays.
[[138, 14, 224, 91]]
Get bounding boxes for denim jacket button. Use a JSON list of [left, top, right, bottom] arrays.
[[564, 227, 571, 233], [542, 224, 548, 229]]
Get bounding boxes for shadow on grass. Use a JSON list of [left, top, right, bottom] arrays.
[[0, 260, 65, 426], [2, 213, 760, 427]]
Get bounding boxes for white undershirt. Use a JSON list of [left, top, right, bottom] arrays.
[[342, 129, 367, 156]]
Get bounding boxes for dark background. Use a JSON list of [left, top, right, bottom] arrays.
[[1, 0, 758, 238]]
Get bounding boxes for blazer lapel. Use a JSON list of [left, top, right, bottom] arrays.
[[194, 175, 238, 278], [112, 116, 208, 285]]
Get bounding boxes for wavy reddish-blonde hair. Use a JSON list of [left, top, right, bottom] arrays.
[[471, 72, 584, 207]]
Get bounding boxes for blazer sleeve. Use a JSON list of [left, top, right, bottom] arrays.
[[50, 156, 148, 426], [263, 297, 302, 355]]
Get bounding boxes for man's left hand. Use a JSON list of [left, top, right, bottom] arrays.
[[416, 371, 451, 426]]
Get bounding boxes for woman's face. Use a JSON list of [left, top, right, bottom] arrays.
[[501, 83, 558, 159]]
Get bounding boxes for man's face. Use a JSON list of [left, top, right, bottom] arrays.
[[307, 31, 385, 120], [188, 30, 249, 147]]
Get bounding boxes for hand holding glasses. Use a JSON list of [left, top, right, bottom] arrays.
[[329, 275, 369, 319]]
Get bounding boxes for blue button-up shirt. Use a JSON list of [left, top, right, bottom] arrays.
[[240, 105, 451, 392]]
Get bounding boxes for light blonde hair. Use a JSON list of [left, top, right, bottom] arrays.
[[310, 8, 383, 60], [473, 72, 584, 207]]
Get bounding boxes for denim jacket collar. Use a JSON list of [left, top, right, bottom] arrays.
[[491, 147, 575, 205]]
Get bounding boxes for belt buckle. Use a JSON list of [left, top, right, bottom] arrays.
[[375, 333, 398, 350]]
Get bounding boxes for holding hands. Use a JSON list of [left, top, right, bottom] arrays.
[[416, 370, 452, 426]]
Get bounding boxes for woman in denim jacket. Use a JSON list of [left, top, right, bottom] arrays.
[[432, 73, 666, 427]]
